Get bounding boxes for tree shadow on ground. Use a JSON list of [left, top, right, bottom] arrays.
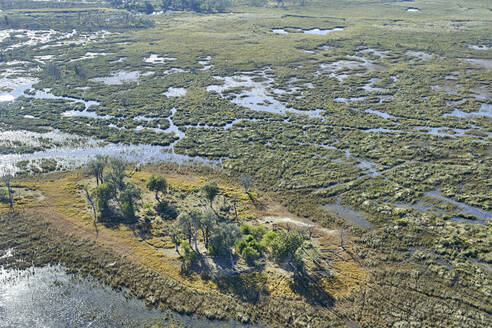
[[247, 193, 266, 211], [97, 210, 139, 230], [214, 270, 269, 304], [289, 274, 335, 307]]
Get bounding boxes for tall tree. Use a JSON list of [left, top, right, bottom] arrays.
[[87, 155, 106, 185], [104, 158, 127, 198], [209, 222, 241, 269], [189, 210, 203, 253], [239, 174, 252, 194], [119, 183, 141, 218], [176, 212, 193, 245], [147, 175, 168, 202], [200, 209, 216, 249], [94, 183, 114, 215], [202, 180, 219, 210], [269, 230, 305, 277], [169, 223, 183, 254]]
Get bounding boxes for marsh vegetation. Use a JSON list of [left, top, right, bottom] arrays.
[[0, 0, 491, 327]]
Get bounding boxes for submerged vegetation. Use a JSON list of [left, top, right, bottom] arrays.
[[0, 0, 491, 327]]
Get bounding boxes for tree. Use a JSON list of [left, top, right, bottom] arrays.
[[202, 180, 219, 210], [87, 156, 106, 185], [91, 157, 140, 219], [200, 209, 216, 249], [161, 0, 173, 10], [147, 175, 167, 202], [239, 174, 252, 194], [269, 230, 305, 277], [104, 158, 127, 198], [83, 185, 98, 236], [180, 241, 198, 272], [119, 183, 141, 218], [169, 223, 182, 254], [241, 224, 266, 241], [73, 63, 86, 79], [209, 222, 241, 269], [155, 201, 178, 219], [189, 210, 203, 253], [176, 212, 193, 245], [94, 182, 114, 215], [241, 246, 260, 265]]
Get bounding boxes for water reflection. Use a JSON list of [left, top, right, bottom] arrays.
[[323, 198, 373, 228], [0, 265, 263, 328]]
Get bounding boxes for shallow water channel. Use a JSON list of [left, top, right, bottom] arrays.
[[322, 197, 373, 229], [0, 264, 264, 328]]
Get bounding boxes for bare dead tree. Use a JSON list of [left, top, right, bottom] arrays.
[[238, 174, 253, 194]]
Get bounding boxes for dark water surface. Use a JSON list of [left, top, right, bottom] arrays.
[[0, 264, 264, 328]]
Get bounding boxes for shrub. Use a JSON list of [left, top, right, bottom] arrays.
[[242, 246, 260, 265], [240, 224, 266, 240]]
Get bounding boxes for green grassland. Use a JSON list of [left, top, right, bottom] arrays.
[[0, 0, 491, 327]]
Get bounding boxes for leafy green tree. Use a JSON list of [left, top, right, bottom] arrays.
[[241, 224, 266, 241], [155, 201, 178, 219], [180, 241, 198, 271], [241, 246, 260, 265], [189, 210, 203, 253], [269, 231, 305, 277], [200, 210, 216, 249], [94, 183, 114, 215], [169, 223, 182, 254], [104, 158, 127, 197], [209, 222, 241, 269], [236, 233, 264, 266], [202, 180, 219, 210], [260, 231, 277, 248], [176, 212, 193, 245], [87, 155, 106, 185], [147, 175, 167, 202], [119, 183, 141, 218]]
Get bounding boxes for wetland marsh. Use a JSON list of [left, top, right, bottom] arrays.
[[0, 0, 491, 327]]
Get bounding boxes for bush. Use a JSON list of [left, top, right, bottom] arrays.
[[259, 231, 277, 248], [269, 231, 304, 262], [241, 246, 260, 265], [240, 224, 266, 240], [236, 234, 263, 266]]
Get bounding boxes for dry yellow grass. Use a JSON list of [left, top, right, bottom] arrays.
[[322, 261, 368, 298]]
